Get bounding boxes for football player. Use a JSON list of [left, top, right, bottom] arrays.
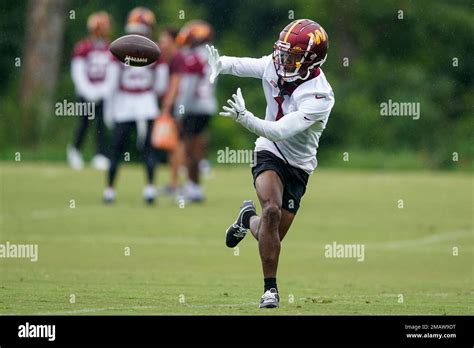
[[175, 20, 217, 202], [156, 26, 186, 195], [207, 19, 335, 308], [68, 11, 113, 171], [102, 7, 168, 204]]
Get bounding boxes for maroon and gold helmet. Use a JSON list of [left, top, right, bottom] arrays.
[[176, 20, 214, 48], [273, 19, 328, 82], [87, 11, 111, 38], [125, 7, 156, 38]]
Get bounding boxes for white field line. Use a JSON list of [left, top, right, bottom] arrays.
[[370, 230, 472, 249], [27, 302, 259, 315], [1, 229, 471, 249]]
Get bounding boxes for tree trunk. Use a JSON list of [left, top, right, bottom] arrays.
[[20, 0, 68, 146]]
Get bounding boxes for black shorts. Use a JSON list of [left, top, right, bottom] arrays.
[[180, 114, 211, 138], [251, 150, 310, 215]]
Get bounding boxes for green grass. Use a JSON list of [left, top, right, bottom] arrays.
[[0, 162, 472, 315]]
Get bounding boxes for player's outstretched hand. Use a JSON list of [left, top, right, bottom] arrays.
[[220, 88, 247, 120], [206, 44, 222, 84]]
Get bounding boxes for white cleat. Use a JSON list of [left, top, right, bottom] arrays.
[[67, 145, 84, 170], [259, 288, 280, 308], [91, 154, 110, 171], [199, 159, 213, 179], [103, 187, 116, 204], [181, 181, 205, 203], [143, 185, 157, 205]]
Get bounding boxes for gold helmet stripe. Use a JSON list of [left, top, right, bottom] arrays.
[[283, 19, 304, 42]]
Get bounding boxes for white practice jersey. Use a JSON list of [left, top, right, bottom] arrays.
[[175, 45, 217, 116], [220, 55, 335, 173], [104, 58, 168, 123], [71, 38, 113, 102]]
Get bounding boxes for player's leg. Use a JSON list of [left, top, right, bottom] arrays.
[[254, 170, 283, 278], [165, 119, 183, 194], [224, 150, 307, 308], [141, 120, 157, 204], [277, 209, 295, 241], [249, 208, 295, 241], [183, 134, 205, 200], [223, 168, 283, 308], [227, 199, 294, 247], [187, 115, 209, 183], [225, 150, 286, 247], [254, 170, 283, 308], [91, 100, 110, 170], [182, 115, 210, 202], [104, 121, 132, 203], [67, 98, 88, 170], [73, 98, 90, 150], [250, 159, 308, 241], [185, 135, 201, 184]]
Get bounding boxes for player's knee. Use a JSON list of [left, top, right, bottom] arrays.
[[262, 203, 281, 226]]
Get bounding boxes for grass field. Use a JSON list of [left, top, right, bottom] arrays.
[[0, 162, 472, 315]]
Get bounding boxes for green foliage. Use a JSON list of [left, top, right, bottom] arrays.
[[0, 0, 472, 169]]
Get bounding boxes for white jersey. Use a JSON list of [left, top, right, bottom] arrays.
[[104, 59, 168, 123], [71, 38, 113, 102], [220, 55, 334, 173], [175, 45, 217, 116]]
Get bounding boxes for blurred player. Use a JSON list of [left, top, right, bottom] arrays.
[[175, 20, 217, 202], [157, 27, 186, 195], [207, 20, 335, 307], [68, 11, 112, 171], [102, 7, 167, 204]]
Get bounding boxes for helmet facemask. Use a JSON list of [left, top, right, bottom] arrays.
[[272, 40, 326, 82], [125, 23, 153, 38]]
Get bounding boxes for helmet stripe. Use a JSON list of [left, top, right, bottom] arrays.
[[283, 19, 304, 42]]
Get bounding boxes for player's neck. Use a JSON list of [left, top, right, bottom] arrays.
[[89, 35, 108, 43], [278, 68, 320, 96]]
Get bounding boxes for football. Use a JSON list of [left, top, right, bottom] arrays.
[[109, 34, 160, 67]]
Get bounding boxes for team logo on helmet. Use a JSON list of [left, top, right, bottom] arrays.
[[272, 19, 328, 82]]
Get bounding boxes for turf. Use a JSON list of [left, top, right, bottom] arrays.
[[0, 162, 472, 315]]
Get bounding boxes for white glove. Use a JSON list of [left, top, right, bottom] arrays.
[[206, 44, 222, 84], [219, 88, 247, 120]]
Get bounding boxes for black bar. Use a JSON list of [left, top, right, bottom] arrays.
[[0, 315, 472, 346]]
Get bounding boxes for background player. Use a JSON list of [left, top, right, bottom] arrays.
[[67, 11, 112, 171], [156, 26, 186, 196], [207, 19, 335, 308], [103, 7, 167, 204], [175, 20, 217, 202]]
